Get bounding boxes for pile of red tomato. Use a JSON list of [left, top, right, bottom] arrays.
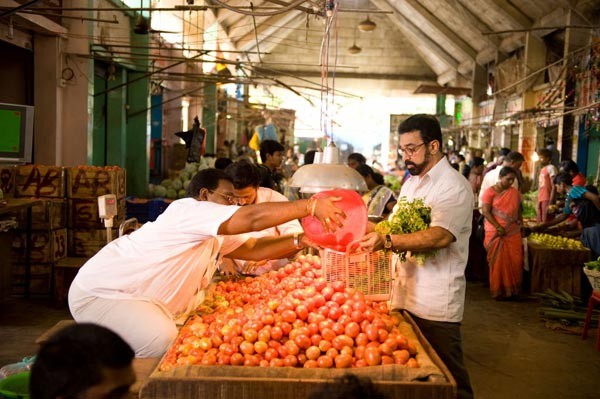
[[160, 254, 419, 370]]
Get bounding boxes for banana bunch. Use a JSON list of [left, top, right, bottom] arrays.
[[528, 233, 585, 249]]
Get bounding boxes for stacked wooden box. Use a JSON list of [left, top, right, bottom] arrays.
[[67, 166, 126, 257], [11, 165, 68, 295]]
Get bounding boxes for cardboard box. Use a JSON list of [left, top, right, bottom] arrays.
[[68, 166, 126, 199], [12, 228, 67, 264], [69, 197, 125, 229], [15, 165, 66, 198], [68, 228, 117, 258]]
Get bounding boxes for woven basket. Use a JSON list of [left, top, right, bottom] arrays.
[[583, 267, 600, 291]]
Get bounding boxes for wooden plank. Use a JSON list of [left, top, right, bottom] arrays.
[[68, 228, 117, 258], [14, 164, 66, 198], [0, 164, 16, 198], [68, 166, 126, 199], [69, 197, 125, 229], [12, 228, 67, 264]]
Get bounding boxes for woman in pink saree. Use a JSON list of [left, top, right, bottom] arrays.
[[481, 166, 523, 299]]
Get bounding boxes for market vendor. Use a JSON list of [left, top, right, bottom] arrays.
[[220, 159, 303, 276], [356, 114, 474, 399], [533, 172, 600, 236], [68, 168, 344, 358]]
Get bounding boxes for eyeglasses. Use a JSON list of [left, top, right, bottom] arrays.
[[398, 142, 427, 156], [209, 190, 237, 204]]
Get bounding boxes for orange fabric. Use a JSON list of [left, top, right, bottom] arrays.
[[537, 166, 553, 202], [482, 187, 523, 298], [573, 173, 586, 187]]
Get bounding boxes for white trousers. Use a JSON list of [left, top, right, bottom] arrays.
[[68, 283, 178, 358]]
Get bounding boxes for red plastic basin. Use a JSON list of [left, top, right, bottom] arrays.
[[301, 189, 367, 252]]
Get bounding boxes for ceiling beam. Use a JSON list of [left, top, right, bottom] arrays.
[[390, 0, 478, 60], [371, 0, 460, 70], [256, 69, 438, 82], [235, 10, 303, 53], [490, 0, 533, 29], [437, 69, 458, 86], [455, 0, 501, 48]]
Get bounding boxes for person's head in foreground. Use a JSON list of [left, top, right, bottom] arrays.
[[30, 323, 136, 399]]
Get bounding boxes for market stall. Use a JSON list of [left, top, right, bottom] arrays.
[[527, 237, 591, 297]]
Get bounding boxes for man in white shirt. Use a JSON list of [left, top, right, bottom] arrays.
[[358, 114, 474, 399], [478, 151, 524, 207], [221, 160, 303, 275], [69, 168, 343, 358]]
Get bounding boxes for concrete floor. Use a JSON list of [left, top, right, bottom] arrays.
[[1, 282, 599, 398]]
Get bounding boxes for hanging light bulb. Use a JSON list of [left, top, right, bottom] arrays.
[[358, 15, 376, 32], [348, 43, 362, 54]]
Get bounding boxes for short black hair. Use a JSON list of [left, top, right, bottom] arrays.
[[30, 323, 134, 399], [499, 166, 517, 177], [214, 157, 233, 170], [499, 147, 511, 157], [308, 374, 386, 399], [537, 148, 552, 159], [506, 151, 524, 163], [224, 159, 262, 189], [348, 153, 367, 165], [259, 139, 284, 162], [472, 156, 485, 167], [554, 171, 573, 186], [304, 150, 318, 165], [398, 114, 442, 147], [186, 168, 232, 197], [560, 159, 579, 174], [356, 164, 374, 177]]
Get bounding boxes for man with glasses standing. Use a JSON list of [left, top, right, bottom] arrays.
[[220, 159, 303, 276], [357, 114, 474, 399], [69, 168, 344, 358]]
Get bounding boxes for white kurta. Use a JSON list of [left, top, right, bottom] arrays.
[[391, 158, 473, 322]]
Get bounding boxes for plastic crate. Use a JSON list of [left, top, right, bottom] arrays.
[[0, 371, 30, 399], [319, 248, 393, 301], [125, 197, 150, 223], [584, 267, 600, 291]]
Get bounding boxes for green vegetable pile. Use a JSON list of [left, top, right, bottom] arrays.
[[584, 256, 600, 271], [374, 197, 435, 265]]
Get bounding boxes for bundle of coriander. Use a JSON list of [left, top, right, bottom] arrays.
[[375, 197, 436, 265]]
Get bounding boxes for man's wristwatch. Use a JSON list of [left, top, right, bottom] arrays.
[[384, 234, 393, 251]]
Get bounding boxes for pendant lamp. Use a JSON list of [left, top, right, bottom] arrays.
[[358, 15, 376, 32], [290, 142, 368, 194]]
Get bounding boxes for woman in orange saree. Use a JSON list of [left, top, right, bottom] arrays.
[[481, 166, 523, 299]]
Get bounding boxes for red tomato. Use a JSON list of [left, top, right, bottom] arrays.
[[354, 345, 365, 360], [381, 355, 394, 365], [270, 358, 284, 367], [365, 347, 382, 366], [307, 323, 320, 336], [406, 358, 419, 368], [254, 341, 268, 354], [303, 359, 319, 368], [355, 359, 367, 367], [317, 355, 333, 368], [328, 307, 343, 321], [326, 348, 339, 358], [257, 328, 271, 343], [355, 332, 369, 347], [321, 328, 336, 342], [230, 352, 244, 365], [331, 281, 345, 293], [393, 349, 410, 365], [297, 353, 307, 365], [378, 329, 389, 343], [380, 338, 397, 355], [243, 329, 258, 343], [321, 286, 334, 300], [270, 326, 283, 341], [281, 310, 297, 323], [332, 322, 345, 336], [261, 314, 275, 325], [344, 322, 360, 338], [243, 355, 259, 367], [264, 348, 279, 361], [240, 341, 255, 355], [313, 277, 328, 292], [294, 334, 312, 350], [310, 334, 322, 346], [334, 354, 352, 368], [284, 340, 300, 355], [407, 342, 418, 356], [365, 324, 379, 341], [305, 345, 321, 360], [331, 292, 347, 305]]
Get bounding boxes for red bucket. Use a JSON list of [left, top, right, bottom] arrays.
[[301, 189, 367, 252]]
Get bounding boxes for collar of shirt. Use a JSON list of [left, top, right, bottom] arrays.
[[411, 157, 452, 187]]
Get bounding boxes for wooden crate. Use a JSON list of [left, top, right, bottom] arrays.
[[9, 198, 67, 230], [54, 257, 88, 306], [140, 312, 456, 399], [68, 228, 117, 258], [12, 228, 67, 264], [0, 164, 16, 198], [15, 164, 66, 198], [68, 166, 126, 199], [68, 197, 125, 229], [12, 263, 52, 295]]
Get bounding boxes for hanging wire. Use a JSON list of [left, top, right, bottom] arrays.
[[210, 0, 314, 17]]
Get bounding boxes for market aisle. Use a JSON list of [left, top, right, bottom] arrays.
[[1, 283, 599, 398], [462, 282, 600, 399]]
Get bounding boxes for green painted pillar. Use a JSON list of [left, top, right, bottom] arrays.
[[203, 83, 217, 154], [125, 72, 149, 198], [106, 68, 127, 166]]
